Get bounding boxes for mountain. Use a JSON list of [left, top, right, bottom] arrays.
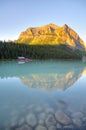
[[17, 23, 85, 50]]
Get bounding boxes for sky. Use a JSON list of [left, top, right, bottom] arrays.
[[0, 0, 86, 42]]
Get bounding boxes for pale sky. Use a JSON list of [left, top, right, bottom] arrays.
[[0, 0, 86, 42]]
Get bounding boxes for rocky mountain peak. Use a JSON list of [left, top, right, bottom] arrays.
[[17, 23, 85, 50], [63, 24, 68, 28]]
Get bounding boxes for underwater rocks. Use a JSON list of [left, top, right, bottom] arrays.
[[35, 125, 47, 130], [16, 124, 32, 130], [72, 111, 84, 119], [45, 114, 56, 127], [72, 118, 83, 127], [3, 101, 86, 130], [48, 125, 57, 130], [55, 110, 72, 125], [26, 113, 37, 127]]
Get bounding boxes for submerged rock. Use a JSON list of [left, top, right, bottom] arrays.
[[26, 113, 37, 127], [72, 111, 84, 119], [82, 117, 86, 122], [72, 118, 82, 127], [38, 119, 45, 125], [35, 125, 47, 130], [45, 114, 56, 127], [48, 125, 57, 130], [56, 123, 62, 128], [55, 110, 72, 125], [38, 112, 47, 120], [63, 125, 74, 129], [16, 124, 32, 130]]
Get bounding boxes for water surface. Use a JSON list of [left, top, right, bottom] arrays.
[[0, 60, 86, 129]]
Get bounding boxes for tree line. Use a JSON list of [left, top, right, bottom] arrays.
[[0, 41, 85, 60]]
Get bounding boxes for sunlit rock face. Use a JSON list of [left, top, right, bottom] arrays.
[[81, 67, 86, 75], [20, 67, 86, 91], [84, 43, 86, 50], [17, 23, 85, 50]]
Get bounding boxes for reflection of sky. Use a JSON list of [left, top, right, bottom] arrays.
[[60, 75, 86, 110], [64, 75, 86, 94]]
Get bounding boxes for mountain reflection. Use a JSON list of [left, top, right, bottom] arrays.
[[0, 60, 86, 91], [20, 68, 86, 91]]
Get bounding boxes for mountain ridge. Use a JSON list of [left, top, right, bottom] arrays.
[[16, 23, 85, 50]]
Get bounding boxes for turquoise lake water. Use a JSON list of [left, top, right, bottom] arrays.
[[0, 60, 86, 129]]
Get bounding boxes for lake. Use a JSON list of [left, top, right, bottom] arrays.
[[0, 60, 86, 130]]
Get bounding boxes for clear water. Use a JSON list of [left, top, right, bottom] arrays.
[[0, 60, 86, 129]]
